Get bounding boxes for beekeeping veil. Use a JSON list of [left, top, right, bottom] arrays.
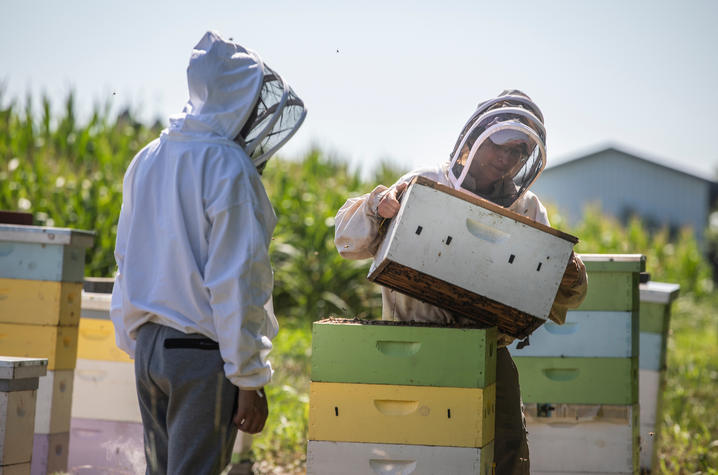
[[182, 31, 306, 174], [448, 90, 546, 207], [238, 65, 307, 174]]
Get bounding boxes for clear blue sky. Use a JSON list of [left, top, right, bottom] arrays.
[[3, 0, 717, 180]]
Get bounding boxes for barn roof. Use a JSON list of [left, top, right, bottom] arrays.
[[547, 143, 716, 185]]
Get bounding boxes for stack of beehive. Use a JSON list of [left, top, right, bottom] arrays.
[[509, 253, 645, 474], [307, 319, 497, 474], [638, 280, 679, 472], [0, 224, 93, 475], [68, 289, 145, 472]]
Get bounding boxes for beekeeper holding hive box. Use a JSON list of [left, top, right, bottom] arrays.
[[334, 90, 587, 474]]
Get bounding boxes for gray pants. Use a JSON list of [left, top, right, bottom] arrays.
[[135, 323, 239, 475], [494, 347, 530, 475]]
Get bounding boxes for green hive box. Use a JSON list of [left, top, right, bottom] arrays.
[[640, 301, 670, 334], [575, 254, 645, 311], [514, 356, 639, 405], [639, 281, 679, 336], [311, 318, 497, 388]]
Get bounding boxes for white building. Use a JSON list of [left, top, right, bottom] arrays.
[[532, 145, 718, 242]]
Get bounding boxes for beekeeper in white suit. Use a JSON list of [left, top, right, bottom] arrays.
[[110, 30, 306, 474], [335, 90, 587, 474]]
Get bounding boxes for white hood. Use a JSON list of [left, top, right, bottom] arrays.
[[166, 31, 306, 172], [169, 31, 265, 143]]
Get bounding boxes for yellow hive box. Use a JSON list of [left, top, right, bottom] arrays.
[[0, 324, 78, 370], [0, 279, 82, 326], [308, 382, 495, 448], [76, 318, 132, 363]]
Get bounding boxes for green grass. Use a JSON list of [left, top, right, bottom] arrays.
[[657, 293, 718, 474]]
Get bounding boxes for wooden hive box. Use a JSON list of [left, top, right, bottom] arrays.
[[368, 177, 578, 339], [307, 440, 494, 475], [0, 225, 94, 283], [311, 318, 496, 388], [508, 310, 636, 358], [308, 382, 495, 448], [512, 356, 638, 405], [573, 253, 645, 312]]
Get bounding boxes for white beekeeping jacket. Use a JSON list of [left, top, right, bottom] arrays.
[[111, 31, 304, 390]]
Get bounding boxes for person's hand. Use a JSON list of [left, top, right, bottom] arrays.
[[233, 387, 268, 434], [377, 182, 408, 219]]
